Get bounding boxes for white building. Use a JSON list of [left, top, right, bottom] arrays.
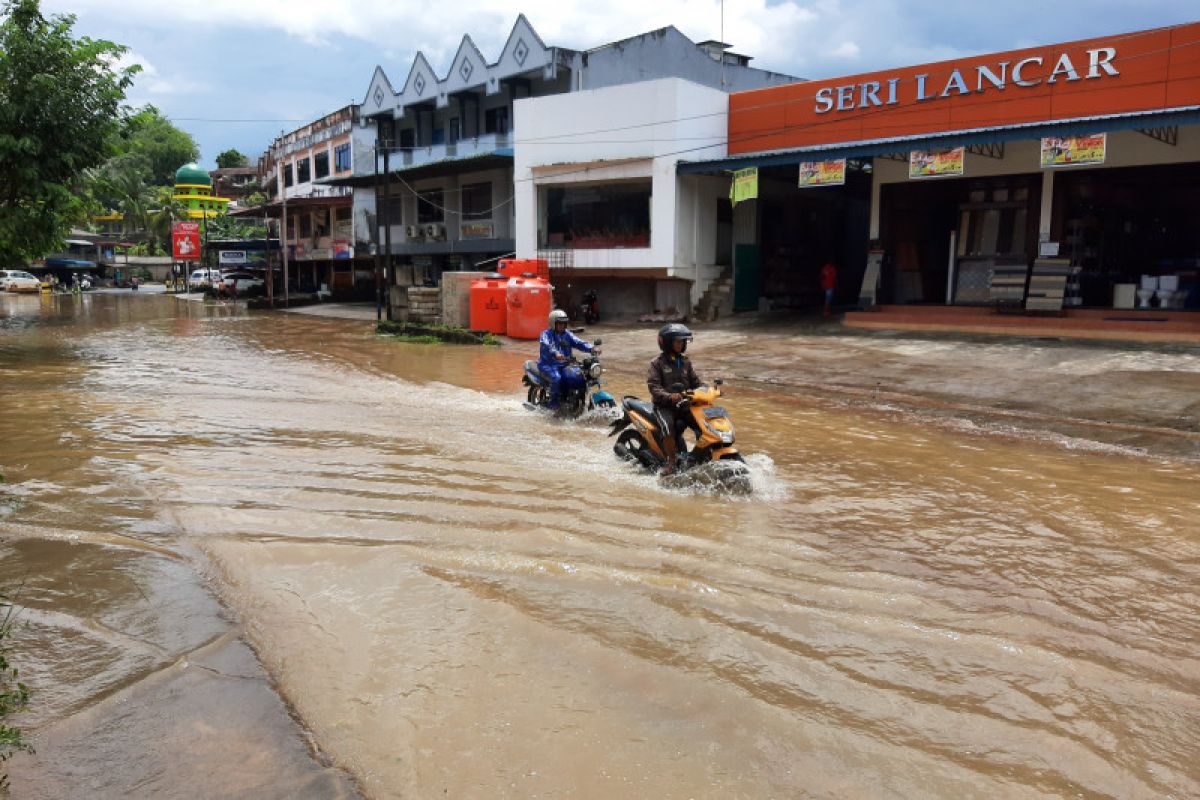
[[514, 78, 741, 317]]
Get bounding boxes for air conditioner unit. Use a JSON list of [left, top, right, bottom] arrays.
[[425, 223, 443, 239], [405, 225, 420, 239]]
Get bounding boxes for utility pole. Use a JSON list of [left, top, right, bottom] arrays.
[[281, 177, 290, 308], [383, 144, 394, 321], [373, 135, 384, 321]]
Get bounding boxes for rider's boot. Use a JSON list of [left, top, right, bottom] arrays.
[[660, 435, 678, 475]]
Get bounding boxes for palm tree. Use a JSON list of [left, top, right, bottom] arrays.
[[146, 186, 186, 255]]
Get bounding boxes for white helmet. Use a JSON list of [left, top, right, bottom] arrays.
[[548, 309, 569, 327]]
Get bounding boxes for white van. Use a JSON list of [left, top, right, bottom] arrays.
[[187, 269, 222, 288]]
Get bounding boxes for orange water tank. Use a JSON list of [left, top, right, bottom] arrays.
[[497, 258, 549, 281], [469, 274, 508, 334], [505, 276, 554, 340]]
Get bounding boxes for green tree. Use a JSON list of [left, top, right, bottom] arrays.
[[120, 105, 199, 185], [205, 212, 267, 241], [215, 148, 249, 169], [0, 0, 138, 265]]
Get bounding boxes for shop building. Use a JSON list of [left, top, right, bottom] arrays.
[[682, 21, 1200, 334], [513, 77, 738, 317], [252, 105, 373, 299], [330, 15, 796, 319]]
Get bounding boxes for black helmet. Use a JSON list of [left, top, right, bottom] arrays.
[[657, 323, 693, 354]]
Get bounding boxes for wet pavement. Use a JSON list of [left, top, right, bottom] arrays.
[[2, 291, 1198, 799]]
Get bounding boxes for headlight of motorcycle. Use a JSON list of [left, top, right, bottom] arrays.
[[588, 362, 602, 379]]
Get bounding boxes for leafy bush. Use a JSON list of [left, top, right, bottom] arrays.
[[0, 593, 30, 790]]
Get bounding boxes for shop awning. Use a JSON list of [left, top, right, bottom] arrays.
[[678, 106, 1200, 174]]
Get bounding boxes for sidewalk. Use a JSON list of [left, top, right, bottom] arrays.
[[281, 302, 378, 320]]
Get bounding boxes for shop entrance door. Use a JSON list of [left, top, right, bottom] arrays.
[[733, 244, 760, 312]]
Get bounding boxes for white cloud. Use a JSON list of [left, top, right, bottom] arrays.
[[47, 0, 1200, 83], [830, 41, 860, 59]]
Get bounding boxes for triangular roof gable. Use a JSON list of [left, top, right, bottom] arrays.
[[443, 34, 489, 93], [400, 52, 439, 103], [495, 13, 552, 72], [362, 66, 397, 114]]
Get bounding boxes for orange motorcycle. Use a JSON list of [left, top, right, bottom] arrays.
[[608, 380, 751, 493]]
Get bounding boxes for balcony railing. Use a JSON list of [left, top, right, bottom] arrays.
[[384, 131, 512, 173]]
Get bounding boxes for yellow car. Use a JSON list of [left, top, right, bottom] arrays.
[[0, 269, 41, 293]]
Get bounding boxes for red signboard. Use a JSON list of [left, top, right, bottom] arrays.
[[729, 21, 1200, 155], [172, 221, 201, 261]]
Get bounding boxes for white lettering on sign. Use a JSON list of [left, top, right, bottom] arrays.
[[976, 62, 1008, 92], [812, 46, 1120, 114], [1047, 53, 1081, 83], [1087, 47, 1118, 78], [815, 87, 834, 113], [1012, 56, 1043, 86], [941, 69, 970, 97]]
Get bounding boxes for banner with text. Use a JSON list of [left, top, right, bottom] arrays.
[[730, 167, 759, 205], [1040, 133, 1106, 168], [798, 159, 847, 187], [909, 147, 965, 179]]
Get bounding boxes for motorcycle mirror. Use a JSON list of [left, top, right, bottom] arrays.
[[714, 379, 724, 386], [593, 338, 602, 346]]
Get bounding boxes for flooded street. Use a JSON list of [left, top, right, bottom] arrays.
[[2, 292, 1199, 798]]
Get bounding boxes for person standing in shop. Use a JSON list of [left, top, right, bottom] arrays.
[[820, 261, 838, 317]]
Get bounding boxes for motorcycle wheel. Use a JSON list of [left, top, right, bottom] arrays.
[[614, 429, 654, 468], [527, 385, 545, 406]]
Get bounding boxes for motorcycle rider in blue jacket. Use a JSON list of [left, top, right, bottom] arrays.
[[539, 309, 597, 409]]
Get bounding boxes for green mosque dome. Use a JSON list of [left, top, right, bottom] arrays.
[[174, 162, 211, 186]]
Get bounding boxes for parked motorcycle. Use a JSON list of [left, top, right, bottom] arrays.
[[522, 340, 615, 417], [582, 289, 600, 325], [608, 379, 751, 494]]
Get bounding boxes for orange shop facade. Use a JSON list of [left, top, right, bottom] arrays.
[[682, 22, 1200, 312]]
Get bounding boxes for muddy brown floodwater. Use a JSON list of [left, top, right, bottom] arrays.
[[2, 292, 1198, 799]]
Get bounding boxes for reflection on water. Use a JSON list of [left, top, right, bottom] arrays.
[[2, 292, 1198, 798]]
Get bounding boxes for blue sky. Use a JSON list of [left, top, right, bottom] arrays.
[[41, 0, 1200, 168]]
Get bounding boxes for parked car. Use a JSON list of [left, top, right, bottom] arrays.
[[0, 269, 41, 293], [187, 268, 222, 288], [221, 271, 265, 294]]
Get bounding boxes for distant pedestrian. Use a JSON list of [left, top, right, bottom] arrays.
[[820, 261, 838, 317]]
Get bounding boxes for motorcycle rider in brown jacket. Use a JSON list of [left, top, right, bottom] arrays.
[[646, 323, 702, 474]]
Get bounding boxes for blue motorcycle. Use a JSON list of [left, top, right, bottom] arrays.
[[522, 339, 615, 417]]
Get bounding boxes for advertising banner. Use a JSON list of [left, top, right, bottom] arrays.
[[798, 159, 847, 187], [1040, 133, 1106, 167], [171, 221, 201, 261], [333, 240, 352, 259], [909, 147, 965, 179], [730, 167, 758, 205], [219, 250, 247, 266]]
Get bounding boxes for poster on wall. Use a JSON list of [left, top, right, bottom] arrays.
[[1040, 133, 1106, 168], [798, 159, 846, 187], [730, 167, 758, 205], [909, 147, 965, 179]]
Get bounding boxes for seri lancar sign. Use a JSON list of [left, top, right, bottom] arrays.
[[814, 48, 1118, 114]]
